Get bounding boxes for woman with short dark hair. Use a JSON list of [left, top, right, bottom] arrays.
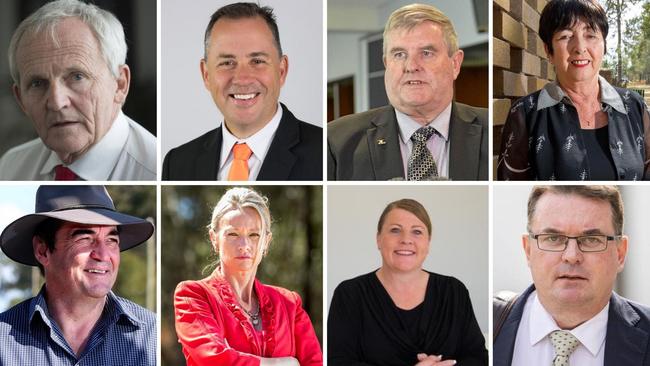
[[497, 0, 650, 181]]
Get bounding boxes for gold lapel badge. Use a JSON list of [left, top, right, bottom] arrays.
[[377, 138, 386, 145]]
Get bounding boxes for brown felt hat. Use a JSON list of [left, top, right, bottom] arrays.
[[0, 185, 154, 266]]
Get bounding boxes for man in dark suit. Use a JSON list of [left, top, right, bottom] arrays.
[[328, 3, 487, 181], [163, 2, 321, 181], [494, 186, 650, 366]]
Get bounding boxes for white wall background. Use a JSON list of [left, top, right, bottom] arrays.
[[494, 185, 650, 307], [327, 185, 489, 333], [161, 0, 323, 160]]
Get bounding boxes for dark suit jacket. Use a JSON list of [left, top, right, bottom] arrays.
[[327, 102, 488, 181], [163, 104, 322, 181], [494, 285, 650, 366]]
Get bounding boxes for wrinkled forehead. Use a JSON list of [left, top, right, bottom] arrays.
[[384, 21, 447, 50], [16, 17, 102, 66]]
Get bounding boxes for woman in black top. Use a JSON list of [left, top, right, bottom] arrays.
[[328, 199, 487, 366], [497, 0, 650, 180]]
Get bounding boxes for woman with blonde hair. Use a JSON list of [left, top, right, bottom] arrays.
[[174, 187, 322, 365]]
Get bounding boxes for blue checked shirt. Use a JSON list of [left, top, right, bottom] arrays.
[[0, 287, 156, 366]]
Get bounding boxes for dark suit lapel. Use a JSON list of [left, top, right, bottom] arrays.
[[257, 104, 298, 180], [604, 292, 649, 365], [449, 102, 482, 180], [199, 126, 222, 179], [366, 107, 405, 180], [493, 285, 535, 366]]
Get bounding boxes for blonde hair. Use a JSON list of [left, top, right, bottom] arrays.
[[383, 3, 459, 56], [209, 187, 272, 256]]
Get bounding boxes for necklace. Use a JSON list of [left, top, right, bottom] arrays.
[[242, 300, 261, 327]]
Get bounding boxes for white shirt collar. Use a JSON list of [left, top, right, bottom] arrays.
[[537, 75, 627, 115], [529, 291, 609, 356], [395, 103, 452, 145], [219, 103, 283, 170], [40, 111, 129, 181]]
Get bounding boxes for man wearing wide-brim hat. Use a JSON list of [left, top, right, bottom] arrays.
[[0, 185, 156, 365]]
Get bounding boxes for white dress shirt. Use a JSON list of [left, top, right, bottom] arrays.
[[0, 111, 156, 181], [395, 102, 452, 178], [512, 291, 608, 366], [217, 103, 282, 181]]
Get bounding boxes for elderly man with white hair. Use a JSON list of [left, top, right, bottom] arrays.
[[0, 0, 156, 181]]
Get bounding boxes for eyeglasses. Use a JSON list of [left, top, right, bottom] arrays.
[[529, 233, 622, 252]]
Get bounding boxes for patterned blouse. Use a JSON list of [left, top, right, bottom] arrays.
[[497, 76, 650, 180]]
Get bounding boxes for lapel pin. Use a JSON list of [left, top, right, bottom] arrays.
[[377, 138, 386, 145]]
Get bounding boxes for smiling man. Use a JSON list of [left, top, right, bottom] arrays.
[[0, 0, 156, 181], [0, 185, 155, 365], [162, 2, 322, 181], [328, 3, 488, 181], [493, 186, 650, 366]]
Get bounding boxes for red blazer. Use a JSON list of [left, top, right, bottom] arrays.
[[174, 273, 323, 366]]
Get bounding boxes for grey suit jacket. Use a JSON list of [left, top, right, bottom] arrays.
[[327, 102, 488, 181], [494, 285, 650, 365]]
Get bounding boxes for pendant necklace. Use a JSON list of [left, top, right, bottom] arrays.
[[242, 300, 261, 327]]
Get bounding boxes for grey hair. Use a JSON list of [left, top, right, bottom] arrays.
[[383, 3, 459, 57], [8, 0, 127, 85], [209, 187, 272, 255]]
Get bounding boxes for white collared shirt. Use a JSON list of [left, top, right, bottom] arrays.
[[217, 103, 282, 181], [395, 103, 452, 178], [512, 291, 608, 366], [0, 111, 156, 181]]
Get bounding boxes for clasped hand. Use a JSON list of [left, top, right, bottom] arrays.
[[414, 353, 456, 366]]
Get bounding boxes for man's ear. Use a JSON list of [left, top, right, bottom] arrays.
[[12, 84, 27, 114], [33, 236, 50, 268], [616, 235, 628, 273], [278, 55, 289, 87], [522, 233, 532, 267], [114, 64, 131, 105], [451, 49, 464, 80]]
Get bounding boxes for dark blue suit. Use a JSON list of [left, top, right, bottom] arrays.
[[494, 285, 650, 365]]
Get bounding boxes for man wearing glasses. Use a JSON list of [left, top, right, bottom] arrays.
[[494, 185, 650, 366]]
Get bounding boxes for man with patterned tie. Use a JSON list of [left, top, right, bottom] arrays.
[[162, 2, 322, 181], [0, 0, 156, 181], [327, 3, 488, 181], [493, 186, 650, 366]]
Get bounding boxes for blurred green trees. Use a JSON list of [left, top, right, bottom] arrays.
[[161, 185, 323, 365]]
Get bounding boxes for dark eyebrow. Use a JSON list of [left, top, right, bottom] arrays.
[[249, 51, 270, 58], [582, 228, 606, 235], [70, 228, 96, 236], [537, 228, 607, 235], [70, 228, 119, 236], [217, 53, 236, 59]]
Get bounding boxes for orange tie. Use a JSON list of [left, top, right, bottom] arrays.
[[228, 143, 253, 181]]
